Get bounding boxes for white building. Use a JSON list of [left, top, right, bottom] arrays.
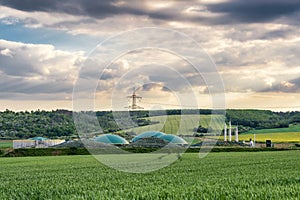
[[13, 137, 65, 149]]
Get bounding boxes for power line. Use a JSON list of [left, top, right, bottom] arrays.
[[142, 101, 200, 108]]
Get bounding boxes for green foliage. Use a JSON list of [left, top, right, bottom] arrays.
[[0, 151, 299, 199], [0, 109, 299, 139], [195, 125, 208, 133], [244, 124, 300, 134], [2, 146, 297, 157], [226, 109, 289, 130], [3, 148, 89, 157], [0, 110, 156, 139], [0, 109, 76, 139], [276, 111, 300, 124]]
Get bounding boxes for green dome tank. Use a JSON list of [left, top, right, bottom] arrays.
[[131, 131, 165, 143], [158, 134, 188, 144], [94, 134, 129, 145]]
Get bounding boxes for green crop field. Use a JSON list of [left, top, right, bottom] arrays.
[[234, 124, 300, 142], [0, 151, 299, 199], [0, 141, 12, 148], [217, 132, 300, 143], [237, 132, 300, 143], [126, 114, 224, 135], [245, 124, 300, 134]]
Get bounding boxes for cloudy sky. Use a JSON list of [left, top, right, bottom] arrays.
[[0, 0, 300, 111]]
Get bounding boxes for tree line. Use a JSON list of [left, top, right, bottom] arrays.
[[0, 109, 299, 139]]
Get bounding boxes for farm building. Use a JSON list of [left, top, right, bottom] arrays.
[[94, 134, 129, 145], [13, 137, 65, 149]]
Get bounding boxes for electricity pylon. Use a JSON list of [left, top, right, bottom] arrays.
[[127, 88, 143, 110]]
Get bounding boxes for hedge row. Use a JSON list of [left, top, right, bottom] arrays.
[[2, 147, 89, 157], [1, 147, 299, 157]]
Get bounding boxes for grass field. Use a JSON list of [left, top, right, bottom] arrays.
[[126, 114, 224, 135], [0, 151, 299, 199], [0, 141, 12, 148], [126, 114, 300, 142], [245, 124, 300, 134]]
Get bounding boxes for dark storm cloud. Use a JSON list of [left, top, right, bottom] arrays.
[[0, 0, 171, 20], [2, 0, 300, 25], [261, 29, 291, 39], [207, 0, 300, 23], [140, 83, 170, 92], [0, 74, 73, 95], [141, 83, 158, 91], [0, 0, 117, 17]]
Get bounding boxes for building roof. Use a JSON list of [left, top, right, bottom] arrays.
[[94, 134, 129, 145], [28, 137, 48, 141], [128, 137, 170, 148], [130, 131, 165, 143], [158, 134, 188, 145], [131, 131, 187, 145]]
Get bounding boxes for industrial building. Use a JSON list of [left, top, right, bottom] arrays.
[[13, 137, 65, 149]]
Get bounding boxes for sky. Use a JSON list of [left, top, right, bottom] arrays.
[[0, 0, 300, 111]]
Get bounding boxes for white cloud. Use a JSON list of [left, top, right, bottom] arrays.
[[0, 6, 87, 28], [281, 81, 295, 88], [1, 16, 19, 25], [0, 39, 84, 98], [0, 48, 13, 57]]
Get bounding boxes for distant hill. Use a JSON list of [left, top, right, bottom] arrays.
[[0, 109, 299, 139]]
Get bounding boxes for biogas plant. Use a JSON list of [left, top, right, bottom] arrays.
[[93, 131, 188, 148], [87, 90, 189, 148]]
